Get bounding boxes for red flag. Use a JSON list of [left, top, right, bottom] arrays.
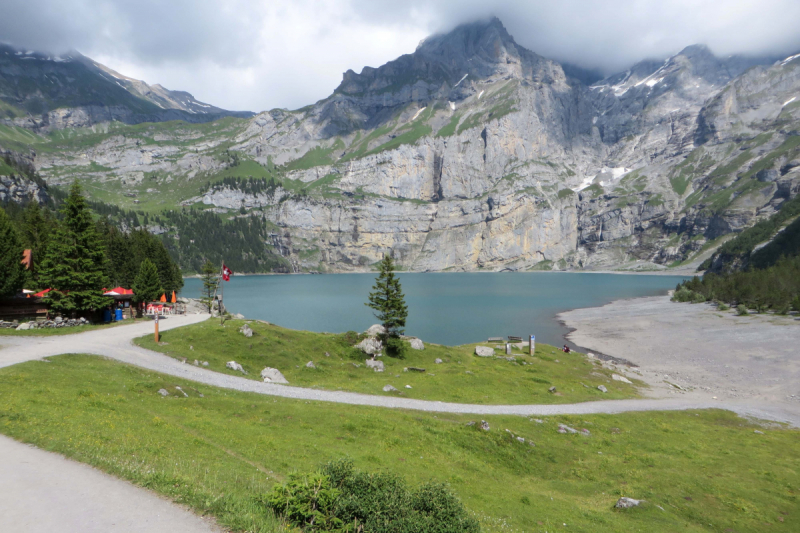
[[222, 264, 232, 281]]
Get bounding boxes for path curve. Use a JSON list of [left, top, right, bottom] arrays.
[[1, 314, 798, 426], [0, 434, 221, 533]]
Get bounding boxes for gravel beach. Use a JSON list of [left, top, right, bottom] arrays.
[[559, 295, 800, 417]]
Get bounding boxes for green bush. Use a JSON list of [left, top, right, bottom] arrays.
[[792, 296, 800, 313], [717, 302, 730, 311], [737, 304, 749, 316], [265, 459, 480, 533], [264, 472, 342, 531], [384, 336, 407, 358]]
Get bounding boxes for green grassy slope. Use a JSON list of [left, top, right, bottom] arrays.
[[134, 319, 641, 405], [1, 355, 797, 533]]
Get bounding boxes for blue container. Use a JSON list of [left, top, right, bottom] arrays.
[[115, 308, 123, 321], [103, 309, 112, 323]]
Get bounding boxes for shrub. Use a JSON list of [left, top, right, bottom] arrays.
[[792, 296, 800, 313], [718, 302, 730, 311], [384, 336, 407, 358], [265, 459, 480, 533], [737, 304, 749, 316]]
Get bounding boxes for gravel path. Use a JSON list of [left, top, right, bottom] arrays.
[[1, 312, 798, 426], [0, 434, 221, 533]]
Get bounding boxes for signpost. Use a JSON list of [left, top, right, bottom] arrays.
[[154, 312, 159, 343], [529, 335, 535, 356]]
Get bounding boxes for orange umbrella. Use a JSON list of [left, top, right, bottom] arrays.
[[171, 291, 176, 303], [159, 293, 166, 302]]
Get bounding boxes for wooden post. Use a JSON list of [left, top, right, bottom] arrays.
[[529, 335, 535, 356], [219, 262, 224, 325], [154, 313, 159, 343]]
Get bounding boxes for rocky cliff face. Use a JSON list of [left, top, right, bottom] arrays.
[[5, 18, 800, 273]]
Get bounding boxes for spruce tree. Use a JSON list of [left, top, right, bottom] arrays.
[[133, 258, 162, 304], [0, 207, 26, 298], [20, 200, 53, 283], [200, 260, 219, 312], [38, 182, 112, 313], [366, 254, 408, 356]]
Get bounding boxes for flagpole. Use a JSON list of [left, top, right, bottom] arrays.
[[220, 262, 224, 325]]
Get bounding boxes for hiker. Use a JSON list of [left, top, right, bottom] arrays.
[[562, 344, 571, 353]]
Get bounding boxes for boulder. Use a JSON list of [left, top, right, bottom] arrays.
[[234, 313, 245, 319], [557, 424, 578, 434], [615, 497, 642, 509], [366, 359, 384, 372], [479, 420, 490, 431], [549, 386, 557, 393], [356, 337, 382, 355], [201, 361, 209, 367], [157, 389, 169, 396], [475, 346, 494, 357], [15, 322, 32, 330], [409, 338, 424, 350], [597, 385, 608, 393], [383, 384, 398, 392], [261, 367, 288, 384], [612, 374, 632, 384], [55, 316, 63, 323], [226, 361, 247, 374], [239, 324, 253, 337], [366, 324, 386, 337], [756, 168, 779, 182], [434, 358, 443, 364], [305, 361, 316, 369], [405, 385, 412, 389]]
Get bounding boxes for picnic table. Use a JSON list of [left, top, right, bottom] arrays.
[[488, 337, 504, 343], [508, 336, 522, 342]]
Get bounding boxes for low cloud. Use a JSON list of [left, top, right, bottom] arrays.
[[2, 0, 799, 111]]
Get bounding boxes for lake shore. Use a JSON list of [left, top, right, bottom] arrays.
[[558, 295, 800, 422]]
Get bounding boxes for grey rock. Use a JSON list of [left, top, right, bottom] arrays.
[[405, 385, 412, 389], [366, 324, 386, 337], [157, 388, 169, 397], [55, 316, 63, 323], [193, 359, 199, 366], [612, 374, 633, 384], [15, 322, 32, 330], [409, 338, 424, 350], [201, 361, 209, 367], [557, 424, 578, 434], [580, 428, 591, 436], [615, 497, 643, 509], [533, 419, 544, 424], [434, 358, 443, 364], [356, 337, 382, 355], [754, 430, 765, 434], [548, 386, 557, 393], [366, 359, 385, 372], [516, 436, 525, 443], [234, 313, 245, 319], [261, 367, 288, 384], [383, 384, 398, 392], [226, 361, 247, 374], [479, 420, 490, 431], [475, 346, 495, 357], [305, 361, 316, 369], [239, 324, 253, 337], [597, 385, 608, 393]]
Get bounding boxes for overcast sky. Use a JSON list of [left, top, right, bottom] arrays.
[[3, 0, 800, 112]]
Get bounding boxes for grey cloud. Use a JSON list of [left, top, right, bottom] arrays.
[[2, 0, 799, 111]]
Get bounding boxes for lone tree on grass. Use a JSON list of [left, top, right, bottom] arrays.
[[200, 260, 219, 312], [0, 207, 26, 298], [366, 253, 408, 357], [39, 182, 111, 314], [133, 258, 162, 304]]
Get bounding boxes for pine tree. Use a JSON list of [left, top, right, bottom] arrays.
[[366, 254, 408, 356], [200, 260, 219, 312], [0, 207, 26, 298], [133, 258, 162, 304], [38, 182, 112, 313], [20, 200, 53, 283]]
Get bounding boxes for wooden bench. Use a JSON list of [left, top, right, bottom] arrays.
[[508, 336, 523, 342], [488, 337, 504, 343]]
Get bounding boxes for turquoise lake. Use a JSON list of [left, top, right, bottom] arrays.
[[182, 272, 687, 348]]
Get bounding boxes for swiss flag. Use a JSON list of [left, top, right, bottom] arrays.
[[222, 264, 233, 282]]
